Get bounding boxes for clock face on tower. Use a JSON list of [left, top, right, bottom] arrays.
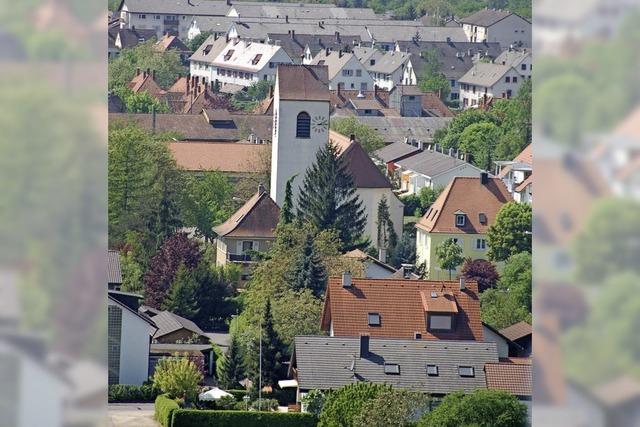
[[311, 115, 329, 133]]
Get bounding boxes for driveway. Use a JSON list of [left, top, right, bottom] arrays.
[[108, 403, 159, 427]]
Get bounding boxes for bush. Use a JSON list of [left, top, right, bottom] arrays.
[[251, 398, 279, 411], [108, 383, 160, 402], [401, 194, 421, 216], [153, 356, 203, 403], [318, 382, 390, 427], [155, 394, 180, 427], [227, 389, 249, 401], [171, 409, 318, 427], [302, 389, 326, 415]]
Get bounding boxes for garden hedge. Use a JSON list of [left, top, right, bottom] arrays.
[[155, 394, 180, 427], [171, 409, 317, 427], [108, 384, 160, 402]]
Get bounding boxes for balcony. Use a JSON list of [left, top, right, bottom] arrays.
[[228, 253, 253, 262]]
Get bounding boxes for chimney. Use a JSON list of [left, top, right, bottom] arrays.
[[258, 183, 265, 194], [337, 82, 341, 97], [291, 29, 295, 39], [338, 49, 343, 58], [460, 276, 466, 291], [226, 0, 231, 5], [285, 15, 289, 23], [359, 334, 369, 358], [401, 263, 413, 279], [152, 70, 156, 80], [146, 68, 151, 77], [325, 47, 330, 56], [480, 171, 489, 185], [349, 134, 355, 143], [378, 247, 387, 263], [335, 31, 341, 43], [136, 67, 141, 76], [214, 33, 218, 40], [342, 271, 352, 288]]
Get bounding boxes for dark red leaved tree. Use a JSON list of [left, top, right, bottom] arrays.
[[461, 258, 499, 292]]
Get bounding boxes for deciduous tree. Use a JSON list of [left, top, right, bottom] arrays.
[[435, 238, 464, 280], [330, 117, 385, 153], [487, 202, 532, 262], [152, 355, 203, 403], [461, 258, 500, 292]]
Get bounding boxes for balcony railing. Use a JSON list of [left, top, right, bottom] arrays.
[[228, 253, 252, 262]]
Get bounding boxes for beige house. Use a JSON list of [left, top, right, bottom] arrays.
[[213, 185, 280, 281]]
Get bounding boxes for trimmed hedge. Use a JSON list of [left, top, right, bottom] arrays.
[[171, 410, 317, 427], [155, 394, 180, 427], [109, 384, 160, 402]]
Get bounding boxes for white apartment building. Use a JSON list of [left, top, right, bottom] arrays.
[[309, 49, 374, 91], [189, 35, 293, 88], [353, 46, 413, 91], [460, 8, 531, 49], [458, 62, 523, 108], [495, 49, 532, 80]]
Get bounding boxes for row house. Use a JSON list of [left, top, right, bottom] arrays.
[[309, 48, 374, 91], [353, 46, 413, 91], [458, 62, 524, 108], [460, 8, 531, 49]]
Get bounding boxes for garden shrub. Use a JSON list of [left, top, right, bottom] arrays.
[[318, 382, 391, 427], [108, 383, 160, 402], [227, 389, 249, 401], [250, 398, 279, 411], [155, 394, 180, 427], [171, 409, 317, 427]]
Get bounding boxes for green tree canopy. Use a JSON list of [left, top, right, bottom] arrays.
[[113, 86, 170, 113], [481, 252, 531, 329], [487, 202, 532, 262], [353, 388, 430, 427], [232, 80, 274, 111], [187, 31, 212, 52], [109, 40, 186, 89], [330, 117, 385, 153], [418, 389, 527, 427], [289, 232, 328, 297], [435, 238, 464, 280], [297, 142, 367, 251], [152, 355, 203, 403], [459, 122, 501, 170], [217, 334, 245, 389], [418, 49, 450, 100], [163, 263, 200, 319], [318, 382, 391, 427]]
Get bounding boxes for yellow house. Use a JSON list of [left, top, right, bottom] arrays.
[[416, 174, 511, 279]]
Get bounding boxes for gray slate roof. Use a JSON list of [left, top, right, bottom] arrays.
[[267, 33, 364, 62], [292, 336, 498, 394], [460, 8, 514, 26], [353, 47, 411, 74], [395, 148, 482, 178], [495, 49, 531, 68], [119, 0, 229, 16], [458, 62, 514, 87], [396, 40, 503, 80], [108, 250, 122, 285], [350, 116, 452, 143], [230, 3, 379, 20], [151, 311, 205, 339], [373, 141, 420, 163]]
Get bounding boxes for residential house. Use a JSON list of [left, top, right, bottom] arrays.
[[148, 310, 209, 344], [494, 48, 532, 80], [395, 40, 502, 103], [109, 109, 273, 142], [108, 26, 157, 58], [289, 335, 499, 406], [393, 146, 483, 195], [373, 140, 421, 177], [108, 290, 157, 385], [149, 342, 216, 377], [342, 249, 396, 278], [213, 185, 280, 281], [387, 85, 454, 118], [155, 33, 192, 63], [485, 360, 533, 416], [108, 250, 122, 291], [353, 46, 412, 90], [415, 175, 511, 279], [267, 32, 363, 64], [495, 143, 532, 198], [189, 35, 293, 90], [460, 8, 531, 48], [482, 322, 527, 359], [458, 62, 523, 108], [347, 98, 386, 116], [321, 275, 484, 341], [309, 49, 374, 91], [344, 116, 452, 144], [270, 64, 403, 247], [499, 321, 532, 357]]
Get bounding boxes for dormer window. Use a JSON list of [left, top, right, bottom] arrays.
[[427, 365, 439, 376], [368, 313, 381, 326], [384, 363, 400, 375], [455, 210, 466, 227], [458, 366, 475, 377], [428, 314, 453, 331]]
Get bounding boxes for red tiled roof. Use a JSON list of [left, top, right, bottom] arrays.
[[514, 144, 532, 165], [417, 176, 511, 234], [128, 71, 165, 98], [169, 141, 270, 173], [329, 131, 393, 188], [213, 189, 280, 239], [499, 321, 532, 342], [515, 174, 532, 193], [321, 277, 484, 341], [485, 362, 532, 396]]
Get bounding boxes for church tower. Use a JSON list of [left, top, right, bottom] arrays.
[[270, 64, 331, 206]]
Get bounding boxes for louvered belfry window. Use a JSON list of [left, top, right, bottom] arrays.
[[296, 112, 311, 138]]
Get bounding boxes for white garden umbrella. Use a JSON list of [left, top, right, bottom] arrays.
[[198, 387, 233, 401]]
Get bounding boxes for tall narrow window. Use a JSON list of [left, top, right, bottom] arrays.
[[296, 112, 311, 138]]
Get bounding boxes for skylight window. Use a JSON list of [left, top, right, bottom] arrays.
[[479, 213, 487, 224], [458, 366, 475, 377], [384, 363, 400, 375], [426, 365, 439, 376], [368, 313, 381, 326]]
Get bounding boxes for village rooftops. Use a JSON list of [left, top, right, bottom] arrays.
[[193, 38, 291, 72], [321, 276, 484, 341], [417, 176, 511, 234], [213, 187, 280, 239], [169, 141, 270, 173], [309, 49, 357, 80], [373, 141, 421, 164], [267, 33, 363, 61], [460, 8, 527, 26], [353, 47, 411, 74], [155, 34, 191, 53], [189, 34, 228, 62], [329, 131, 393, 188], [117, 0, 229, 16], [348, 116, 452, 143], [228, 3, 379, 21], [458, 62, 515, 87], [499, 321, 532, 342], [290, 335, 498, 394], [495, 48, 531, 68], [395, 147, 483, 178], [276, 64, 330, 101]]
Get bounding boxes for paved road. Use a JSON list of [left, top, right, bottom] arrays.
[[108, 403, 159, 427]]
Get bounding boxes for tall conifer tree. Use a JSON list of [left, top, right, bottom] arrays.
[[279, 175, 297, 225], [217, 334, 245, 389], [290, 233, 327, 297]]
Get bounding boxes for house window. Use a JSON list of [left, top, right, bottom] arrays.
[[356, 69, 362, 77], [426, 365, 439, 376], [428, 314, 453, 331], [360, 82, 368, 92], [458, 366, 475, 377], [505, 76, 511, 83], [476, 239, 486, 250], [296, 112, 311, 138], [450, 79, 456, 87], [138, 14, 146, 19], [241, 241, 254, 252], [384, 363, 400, 375], [350, 83, 355, 89], [456, 214, 466, 226], [368, 313, 381, 326], [370, 59, 376, 66], [364, 109, 372, 114], [479, 213, 487, 224], [155, 15, 160, 19], [513, 76, 518, 83], [521, 63, 527, 70], [408, 95, 415, 100], [269, 62, 275, 68], [506, 89, 512, 98]]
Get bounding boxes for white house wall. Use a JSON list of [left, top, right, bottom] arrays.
[[487, 14, 531, 48], [115, 301, 154, 385], [356, 187, 403, 247], [482, 325, 510, 358], [329, 55, 375, 91]]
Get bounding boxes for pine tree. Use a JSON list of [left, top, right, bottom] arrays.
[[249, 299, 285, 389], [290, 233, 327, 297], [376, 195, 398, 260], [163, 264, 199, 319], [297, 142, 366, 251], [217, 334, 245, 389], [279, 174, 297, 225]]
